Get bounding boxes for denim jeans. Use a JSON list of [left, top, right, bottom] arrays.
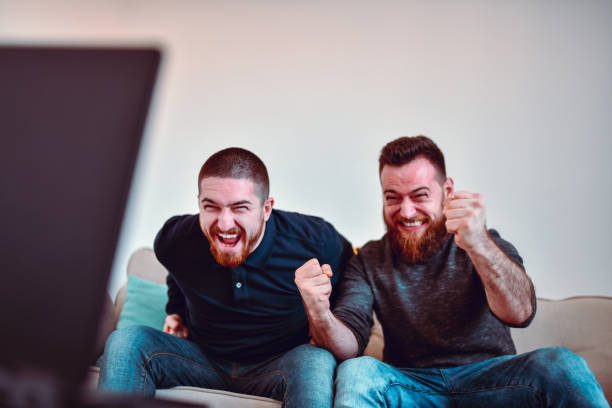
[[98, 326, 336, 408], [335, 347, 609, 407]]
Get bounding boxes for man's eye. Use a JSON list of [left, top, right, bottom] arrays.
[[203, 205, 217, 211], [414, 193, 428, 199], [385, 196, 400, 203]]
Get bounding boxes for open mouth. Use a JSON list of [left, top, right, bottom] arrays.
[[217, 232, 241, 248], [397, 217, 429, 231]]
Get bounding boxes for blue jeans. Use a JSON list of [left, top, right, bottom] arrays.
[[335, 347, 609, 407], [98, 326, 336, 408]]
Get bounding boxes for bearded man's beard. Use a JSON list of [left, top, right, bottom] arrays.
[[205, 218, 264, 268], [386, 214, 449, 264]]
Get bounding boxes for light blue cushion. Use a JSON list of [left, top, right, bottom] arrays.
[[116, 275, 168, 330]]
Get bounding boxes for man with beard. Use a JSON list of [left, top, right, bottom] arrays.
[[99, 147, 353, 407], [295, 136, 608, 407]]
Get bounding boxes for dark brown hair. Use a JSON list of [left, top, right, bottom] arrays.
[[379, 135, 446, 183], [198, 147, 269, 203]]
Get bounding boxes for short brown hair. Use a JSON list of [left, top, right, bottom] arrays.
[[198, 147, 269, 203], [379, 135, 446, 183]]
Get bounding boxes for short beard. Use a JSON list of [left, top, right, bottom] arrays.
[[386, 213, 449, 264], [205, 217, 264, 268]]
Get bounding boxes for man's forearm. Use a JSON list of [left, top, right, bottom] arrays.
[[468, 234, 534, 325], [309, 310, 359, 361]]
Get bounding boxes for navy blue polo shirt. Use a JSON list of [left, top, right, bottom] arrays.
[[154, 209, 353, 362]]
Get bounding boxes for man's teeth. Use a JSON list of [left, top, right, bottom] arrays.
[[401, 220, 423, 227], [219, 233, 238, 239]]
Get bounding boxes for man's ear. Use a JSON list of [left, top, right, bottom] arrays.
[[443, 177, 454, 199], [263, 197, 274, 221]]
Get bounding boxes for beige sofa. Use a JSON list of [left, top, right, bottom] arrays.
[[91, 248, 612, 406]]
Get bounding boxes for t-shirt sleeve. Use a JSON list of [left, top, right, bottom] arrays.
[[488, 229, 524, 268], [332, 254, 375, 356], [488, 229, 537, 328]]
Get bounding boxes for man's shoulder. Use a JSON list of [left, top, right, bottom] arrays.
[[353, 236, 388, 267], [357, 236, 386, 254], [159, 214, 200, 239], [271, 209, 342, 242], [154, 214, 201, 260]]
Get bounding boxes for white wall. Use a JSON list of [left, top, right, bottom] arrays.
[[2, 0, 611, 300]]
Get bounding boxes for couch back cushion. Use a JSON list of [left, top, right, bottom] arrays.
[[127, 247, 168, 284], [511, 297, 612, 402], [114, 247, 168, 318], [116, 275, 168, 330]]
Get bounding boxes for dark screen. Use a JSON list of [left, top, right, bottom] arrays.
[[0, 46, 160, 395]]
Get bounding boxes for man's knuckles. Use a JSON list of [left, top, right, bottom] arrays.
[[295, 273, 324, 288], [296, 263, 322, 277], [304, 258, 320, 268], [301, 279, 330, 293]]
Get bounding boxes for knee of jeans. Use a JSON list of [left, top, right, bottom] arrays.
[[527, 347, 606, 403], [292, 344, 337, 372], [337, 356, 382, 382], [104, 325, 157, 359], [530, 347, 584, 368], [528, 347, 590, 380]]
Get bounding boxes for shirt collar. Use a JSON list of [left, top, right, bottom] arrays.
[[243, 210, 276, 270]]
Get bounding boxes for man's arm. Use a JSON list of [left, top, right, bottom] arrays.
[[295, 259, 359, 360], [153, 217, 191, 338], [164, 274, 189, 338], [444, 190, 534, 325]]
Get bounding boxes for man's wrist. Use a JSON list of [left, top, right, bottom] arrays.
[[464, 229, 494, 257], [307, 308, 334, 327]]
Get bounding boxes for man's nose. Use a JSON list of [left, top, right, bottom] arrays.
[[217, 208, 236, 231], [399, 198, 417, 219]]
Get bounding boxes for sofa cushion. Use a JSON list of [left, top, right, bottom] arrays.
[[511, 297, 612, 403], [128, 247, 168, 284], [88, 367, 282, 407], [156, 387, 281, 408], [116, 275, 168, 330]]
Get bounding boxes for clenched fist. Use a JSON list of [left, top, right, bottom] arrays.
[[443, 190, 488, 252], [163, 314, 189, 338], [294, 258, 333, 322]]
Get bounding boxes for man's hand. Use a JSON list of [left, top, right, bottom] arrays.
[[163, 314, 189, 338], [295, 258, 360, 360], [444, 190, 489, 252], [444, 190, 534, 324], [294, 258, 333, 323]]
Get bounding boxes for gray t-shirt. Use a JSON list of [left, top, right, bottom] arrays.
[[333, 230, 536, 368]]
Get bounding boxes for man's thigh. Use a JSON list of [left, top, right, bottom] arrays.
[[444, 347, 607, 407], [99, 326, 227, 395], [238, 344, 336, 407], [335, 356, 451, 408]]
